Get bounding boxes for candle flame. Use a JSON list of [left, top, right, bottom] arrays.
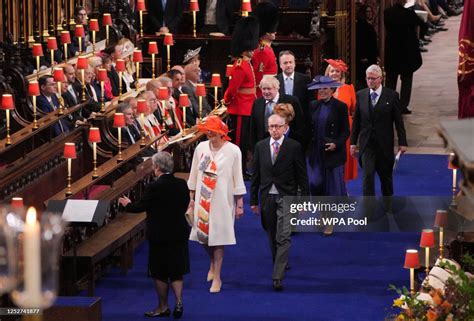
[[26, 207, 37, 225]]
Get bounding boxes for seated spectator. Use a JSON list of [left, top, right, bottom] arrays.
[[197, 0, 240, 35], [63, 64, 81, 107], [168, 69, 198, 127], [69, 6, 91, 57], [183, 64, 212, 118]]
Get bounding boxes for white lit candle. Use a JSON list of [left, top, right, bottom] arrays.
[[24, 207, 42, 305]]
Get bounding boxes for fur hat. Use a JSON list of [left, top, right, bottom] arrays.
[[230, 16, 260, 58], [256, 1, 279, 37]]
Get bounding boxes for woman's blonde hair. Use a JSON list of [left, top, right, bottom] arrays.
[[324, 64, 346, 84], [273, 103, 295, 123]]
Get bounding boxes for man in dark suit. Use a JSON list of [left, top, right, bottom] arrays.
[[197, 0, 240, 35], [249, 75, 306, 152], [37, 75, 71, 137], [276, 50, 313, 119], [147, 0, 183, 34], [350, 64, 408, 197], [384, 0, 424, 114], [169, 69, 198, 127], [251, 114, 308, 291], [183, 63, 212, 118]]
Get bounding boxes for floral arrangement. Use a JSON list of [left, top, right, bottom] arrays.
[[389, 255, 474, 321]]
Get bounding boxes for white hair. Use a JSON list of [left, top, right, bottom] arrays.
[[366, 64, 382, 76]]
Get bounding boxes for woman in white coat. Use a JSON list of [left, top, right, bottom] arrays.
[[187, 116, 246, 293]]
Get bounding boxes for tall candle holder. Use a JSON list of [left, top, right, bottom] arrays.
[[148, 42, 159, 79], [434, 210, 448, 259], [53, 68, 65, 115], [179, 94, 190, 134], [448, 153, 458, 206], [63, 143, 77, 196], [113, 113, 126, 162], [47, 37, 58, 71], [137, 99, 148, 146], [61, 31, 71, 62], [1, 94, 15, 146], [163, 33, 174, 71], [97, 68, 108, 112], [133, 49, 143, 82], [28, 81, 40, 129], [89, 19, 99, 55], [88, 127, 101, 178], [103, 14, 113, 46], [0, 206, 21, 296], [11, 207, 66, 311], [157, 87, 169, 128], [76, 56, 88, 102], [74, 25, 85, 54], [190, 0, 199, 38], [116, 59, 126, 101], [210, 74, 222, 109], [404, 249, 420, 295], [242, 0, 252, 16], [137, 0, 146, 38], [420, 229, 435, 288], [196, 84, 206, 121], [32, 44, 44, 80]]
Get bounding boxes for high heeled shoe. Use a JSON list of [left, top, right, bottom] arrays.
[[210, 280, 222, 293], [207, 271, 214, 282], [144, 308, 171, 317], [173, 302, 183, 319]]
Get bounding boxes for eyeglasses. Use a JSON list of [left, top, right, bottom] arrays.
[[366, 76, 381, 81], [268, 124, 286, 129]]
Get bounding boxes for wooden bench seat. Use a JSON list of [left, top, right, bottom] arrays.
[[62, 213, 146, 296], [43, 296, 102, 321]]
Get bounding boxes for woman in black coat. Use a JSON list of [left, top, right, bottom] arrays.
[[119, 152, 190, 319], [306, 76, 350, 197]]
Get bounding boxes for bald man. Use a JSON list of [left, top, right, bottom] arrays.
[[183, 64, 212, 118]]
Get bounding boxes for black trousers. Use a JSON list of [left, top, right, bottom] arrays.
[[385, 71, 413, 110], [361, 143, 394, 196]]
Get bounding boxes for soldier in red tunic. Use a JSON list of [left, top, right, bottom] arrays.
[[223, 16, 259, 177], [252, 2, 279, 97]]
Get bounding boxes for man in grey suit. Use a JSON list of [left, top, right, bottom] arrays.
[[251, 114, 308, 291]]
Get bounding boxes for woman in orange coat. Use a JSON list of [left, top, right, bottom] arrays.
[[324, 59, 358, 182]]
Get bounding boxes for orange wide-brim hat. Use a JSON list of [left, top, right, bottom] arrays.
[[197, 116, 231, 141], [325, 59, 348, 73]]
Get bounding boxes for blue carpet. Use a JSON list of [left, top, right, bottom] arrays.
[[92, 154, 452, 320]]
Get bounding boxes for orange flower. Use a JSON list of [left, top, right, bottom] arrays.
[[426, 310, 438, 321], [405, 309, 413, 317], [441, 300, 453, 312], [432, 292, 443, 305]]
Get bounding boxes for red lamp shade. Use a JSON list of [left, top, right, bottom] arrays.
[[63, 143, 77, 159], [163, 33, 174, 46], [47, 37, 58, 50], [97, 68, 108, 82], [225, 64, 233, 77], [11, 197, 24, 209], [76, 56, 88, 70], [420, 229, 435, 248], [404, 249, 420, 269], [115, 59, 126, 72], [136, 0, 146, 11], [103, 13, 113, 26], [75, 24, 85, 38], [179, 94, 190, 107], [88, 127, 101, 143], [61, 31, 71, 44], [89, 19, 100, 32], [434, 210, 448, 228], [242, 0, 252, 12], [189, 0, 199, 11], [1, 94, 14, 110], [196, 84, 206, 97], [148, 41, 159, 55], [133, 49, 143, 63], [28, 81, 40, 96], [137, 99, 147, 114], [113, 113, 126, 128], [448, 153, 458, 170], [32, 43, 43, 57], [210, 74, 222, 87], [158, 87, 169, 100], [53, 68, 65, 82]]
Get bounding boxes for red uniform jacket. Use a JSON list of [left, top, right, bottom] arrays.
[[252, 41, 278, 97], [224, 58, 256, 116]]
